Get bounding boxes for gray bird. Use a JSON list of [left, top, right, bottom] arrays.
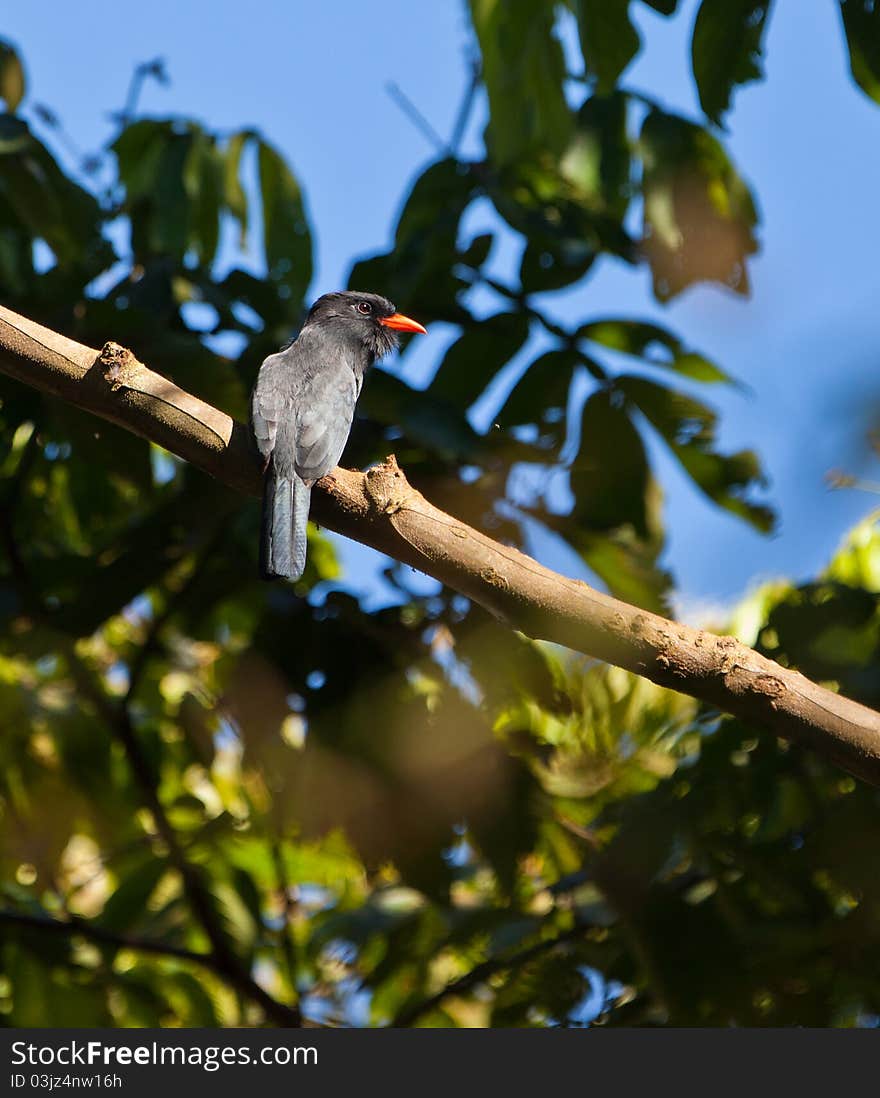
[[250, 290, 426, 580]]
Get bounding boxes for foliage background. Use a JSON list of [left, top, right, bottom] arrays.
[[1, 0, 880, 1027]]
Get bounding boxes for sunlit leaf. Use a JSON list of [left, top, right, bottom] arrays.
[[183, 129, 222, 263], [639, 108, 758, 299], [618, 374, 774, 530], [561, 92, 632, 221], [257, 137, 312, 302], [224, 130, 251, 243], [0, 39, 25, 112], [759, 580, 880, 706], [470, 0, 573, 165], [554, 520, 671, 611], [99, 857, 169, 934], [577, 317, 732, 383]]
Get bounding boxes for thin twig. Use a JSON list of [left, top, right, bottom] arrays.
[[119, 59, 168, 127], [270, 838, 299, 994], [450, 56, 481, 153], [0, 509, 300, 1027], [69, 646, 302, 1028], [0, 908, 210, 966], [386, 82, 448, 154], [392, 922, 586, 1027]]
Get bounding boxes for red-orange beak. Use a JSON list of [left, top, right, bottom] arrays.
[[379, 312, 427, 335]]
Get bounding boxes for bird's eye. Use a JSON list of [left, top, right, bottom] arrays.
[[356, 301, 372, 315]]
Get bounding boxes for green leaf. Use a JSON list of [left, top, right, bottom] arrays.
[[641, 0, 679, 13], [114, 118, 216, 261], [230, 866, 264, 930], [0, 112, 29, 154], [478, 86, 634, 292], [691, 0, 774, 127], [574, 0, 641, 93], [618, 374, 774, 530], [577, 317, 732, 382], [224, 130, 250, 243], [470, 0, 573, 165], [639, 108, 758, 299], [496, 349, 578, 445], [99, 857, 169, 934], [349, 158, 475, 323], [211, 878, 259, 958], [759, 580, 880, 707], [490, 141, 636, 291], [115, 120, 229, 264], [111, 969, 167, 1026], [0, 39, 25, 112], [257, 137, 312, 302], [395, 158, 474, 247], [148, 132, 192, 258], [430, 312, 530, 408], [183, 130, 222, 264], [561, 93, 632, 221], [112, 119, 170, 202], [50, 707, 115, 802], [570, 389, 651, 536], [459, 232, 493, 268], [163, 971, 220, 1025], [839, 0, 880, 106], [0, 118, 104, 266], [359, 370, 484, 462], [220, 266, 301, 331], [469, 760, 538, 893], [519, 237, 596, 292], [6, 948, 108, 1026], [578, 528, 672, 611], [824, 510, 880, 591]]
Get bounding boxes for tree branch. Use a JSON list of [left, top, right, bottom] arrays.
[[392, 923, 586, 1027], [0, 907, 211, 967], [2, 304, 880, 785], [63, 639, 302, 1028], [0, 487, 300, 1028]]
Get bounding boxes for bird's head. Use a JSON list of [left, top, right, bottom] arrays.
[[304, 291, 426, 360]]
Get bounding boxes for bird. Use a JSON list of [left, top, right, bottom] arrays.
[[250, 290, 426, 581]]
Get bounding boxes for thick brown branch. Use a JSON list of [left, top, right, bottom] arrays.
[[2, 304, 880, 784]]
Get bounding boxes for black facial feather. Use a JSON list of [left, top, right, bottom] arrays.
[[305, 290, 399, 360]]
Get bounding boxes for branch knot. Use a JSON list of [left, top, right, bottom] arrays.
[[364, 455, 422, 518], [98, 341, 139, 391]]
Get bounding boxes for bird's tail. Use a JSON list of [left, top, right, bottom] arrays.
[[260, 463, 311, 581]]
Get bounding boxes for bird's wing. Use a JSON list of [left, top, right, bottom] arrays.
[[251, 351, 289, 467], [293, 364, 362, 485]]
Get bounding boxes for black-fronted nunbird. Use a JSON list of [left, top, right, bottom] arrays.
[[250, 290, 426, 581]]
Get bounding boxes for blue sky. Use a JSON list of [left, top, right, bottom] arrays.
[[5, 0, 880, 616]]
